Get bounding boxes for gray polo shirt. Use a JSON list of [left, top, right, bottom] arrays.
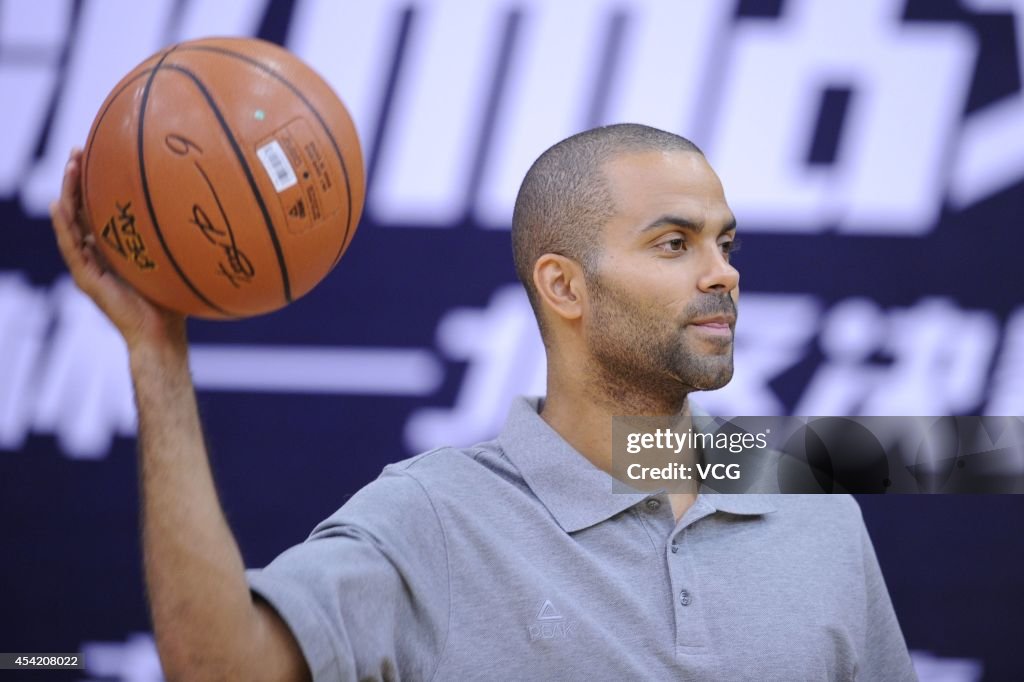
[[247, 397, 916, 681]]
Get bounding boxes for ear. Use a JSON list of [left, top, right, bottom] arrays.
[[533, 253, 587, 325]]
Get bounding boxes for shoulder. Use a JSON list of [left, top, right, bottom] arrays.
[[386, 439, 526, 501], [310, 440, 521, 539], [761, 495, 870, 554]]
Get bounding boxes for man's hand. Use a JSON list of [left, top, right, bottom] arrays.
[[48, 148, 186, 353]]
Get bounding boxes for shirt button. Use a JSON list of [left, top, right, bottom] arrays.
[[671, 544, 679, 554], [679, 589, 693, 606], [645, 498, 661, 512]]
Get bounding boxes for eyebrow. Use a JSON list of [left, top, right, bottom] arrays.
[[640, 214, 737, 235]]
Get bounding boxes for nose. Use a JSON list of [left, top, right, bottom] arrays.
[[697, 247, 739, 294]]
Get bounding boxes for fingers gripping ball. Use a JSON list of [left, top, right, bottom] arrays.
[[81, 37, 365, 319]]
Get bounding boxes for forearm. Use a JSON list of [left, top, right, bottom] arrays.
[[132, 339, 263, 680]]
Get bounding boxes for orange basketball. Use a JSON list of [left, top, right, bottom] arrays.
[[81, 37, 364, 319]]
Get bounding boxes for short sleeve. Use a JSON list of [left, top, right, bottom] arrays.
[[855, 510, 918, 681], [246, 463, 450, 682]]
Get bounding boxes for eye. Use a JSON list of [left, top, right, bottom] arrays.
[[720, 236, 742, 258], [658, 237, 687, 253]]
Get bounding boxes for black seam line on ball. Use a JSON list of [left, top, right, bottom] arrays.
[[160, 62, 293, 304], [138, 47, 235, 317], [83, 68, 153, 229], [86, 44, 175, 172], [176, 43, 355, 267]]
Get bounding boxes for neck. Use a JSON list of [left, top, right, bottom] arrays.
[[540, 366, 691, 475]]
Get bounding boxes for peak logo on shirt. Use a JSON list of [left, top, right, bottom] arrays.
[[528, 600, 579, 641]]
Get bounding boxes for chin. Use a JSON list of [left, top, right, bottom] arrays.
[[691, 365, 734, 391]]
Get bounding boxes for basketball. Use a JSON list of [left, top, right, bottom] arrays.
[[80, 37, 364, 319]]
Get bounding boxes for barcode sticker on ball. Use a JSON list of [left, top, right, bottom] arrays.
[[256, 140, 298, 192]]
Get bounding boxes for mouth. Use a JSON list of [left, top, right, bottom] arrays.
[[687, 315, 735, 336]]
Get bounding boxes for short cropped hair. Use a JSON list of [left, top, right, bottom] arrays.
[[511, 123, 702, 335]]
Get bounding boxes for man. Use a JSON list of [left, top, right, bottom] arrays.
[[50, 123, 915, 680]]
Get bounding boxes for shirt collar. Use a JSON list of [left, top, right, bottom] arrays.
[[689, 407, 778, 514], [498, 397, 775, 533], [498, 397, 648, 533], [700, 491, 777, 516]]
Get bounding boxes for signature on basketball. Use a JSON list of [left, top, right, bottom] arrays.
[[190, 203, 254, 288], [164, 133, 256, 288]]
